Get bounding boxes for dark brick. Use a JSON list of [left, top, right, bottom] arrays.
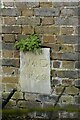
[[55, 17, 78, 25], [75, 80, 80, 88], [61, 8, 78, 16], [78, 6, 80, 16], [56, 35, 80, 44], [53, 61, 60, 68], [0, 42, 2, 50], [34, 8, 60, 17], [51, 70, 79, 79], [75, 26, 80, 34], [16, 34, 29, 40], [75, 45, 80, 52], [16, 17, 40, 25], [2, 26, 21, 34], [51, 79, 61, 86], [62, 53, 80, 61], [2, 42, 14, 50], [1, 8, 21, 17], [53, 2, 79, 7], [75, 61, 80, 69], [3, 2, 14, 7], [51, 52, 79, 61], [37, 94, 57, 103], [2, 59, 20, 67], [0, 59, 2, 66], [35, 26, 60, 34], [15, 2, 39, 9], [74, 95, 80, 104]]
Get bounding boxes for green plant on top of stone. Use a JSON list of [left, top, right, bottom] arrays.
[[14, 34, 42, 53]]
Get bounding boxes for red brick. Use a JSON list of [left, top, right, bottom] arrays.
[[22, 26, 34, 34], [40, 2, 52, 7], [42, 17, 54, 25], [62, 79, 73, 86], [22, 8, 33, 16], [3, 34, 15, 43], [61, 27, 74, 35], [42, 35, 56, 43], [5, 83, 17, 92], [2, 50, 13, 58], [55, 86, 65, 95], [14, 50, 20, 58], [2, 67, 19, 75], [62, 61, 75, 69], [3, 17, 16, 25], [53, 61, 61, 68], [2, 76, 19, 83]]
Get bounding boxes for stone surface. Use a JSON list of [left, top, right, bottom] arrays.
[[20, 48, 51, 94]]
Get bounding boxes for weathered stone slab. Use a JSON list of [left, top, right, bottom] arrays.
[[20, 48, 51, 94]]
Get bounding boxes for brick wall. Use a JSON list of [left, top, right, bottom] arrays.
[[1, 1, 80, 119]]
